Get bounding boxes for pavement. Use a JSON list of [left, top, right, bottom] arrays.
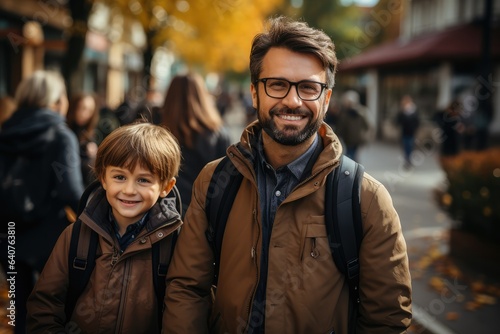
[[225, 103, 500, 334]]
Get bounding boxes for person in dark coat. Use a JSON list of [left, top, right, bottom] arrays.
[[396, 94, 420, 168], [66, 93, 99, 187], [434, 100, 464, 156], [160, 73, 232, 217], [335, 90, 371, 161], [0, 70, 84, 333]]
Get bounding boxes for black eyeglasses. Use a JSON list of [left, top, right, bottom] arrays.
[[254, 78, 328, 101]]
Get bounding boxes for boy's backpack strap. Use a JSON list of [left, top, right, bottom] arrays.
[[325, 155, 365, 334], [77, 180, 102, 216], [66, 219, 98, 321], [152, 228, 178, 328], [205, 156, 243, 285]]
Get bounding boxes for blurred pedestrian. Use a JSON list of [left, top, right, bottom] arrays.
[[0, 70, 84, 334], [94, 104, 121, 146], [0, 95, 16, 128], [335, 90, 371, 161], [136, 89, 163, 124], [160, 73, 232, 217], [396, 94, 420, 168], [114, 93, 138, 126], [67, 93, 99, 187], [215, 84, 232, 117], [434, 99, 464, 156]]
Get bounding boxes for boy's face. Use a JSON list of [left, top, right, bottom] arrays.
[[101, 163, 175, 227]]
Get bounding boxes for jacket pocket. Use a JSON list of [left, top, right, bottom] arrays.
[[300, 220, 328, 261]]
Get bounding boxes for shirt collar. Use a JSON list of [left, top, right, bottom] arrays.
[[109, 209, 149, 236], [257, 132, 320, 180]]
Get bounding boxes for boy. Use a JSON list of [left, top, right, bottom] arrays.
[[27, 122, 182, 333]]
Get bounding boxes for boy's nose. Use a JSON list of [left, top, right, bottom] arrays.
[[123, 181, 137, 194]]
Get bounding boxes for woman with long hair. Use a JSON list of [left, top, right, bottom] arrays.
[[66, 93, 99, 186], [161, 73, 232, 216]]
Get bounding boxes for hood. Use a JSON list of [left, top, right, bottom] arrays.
[[0, 108, 64, 156]]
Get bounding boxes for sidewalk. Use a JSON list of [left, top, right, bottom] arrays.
[[357, 141, 500, 334]]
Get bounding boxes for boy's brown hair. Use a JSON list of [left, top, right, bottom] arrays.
[[94, 122, 181, 183]]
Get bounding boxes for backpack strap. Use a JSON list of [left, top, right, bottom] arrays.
[[325, 155, 365, 334], [205, 156, 243, 285], [66, 219, 98, 321], [152, 229, 178, 329]]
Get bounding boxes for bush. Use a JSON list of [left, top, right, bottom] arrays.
[[438, 148, 500, 242]]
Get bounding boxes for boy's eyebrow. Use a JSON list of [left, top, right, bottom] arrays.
[[108, 167, 155, 178]]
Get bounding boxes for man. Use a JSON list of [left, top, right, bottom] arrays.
[[164, 16, 412, 334], [336, 90, 371, 162]]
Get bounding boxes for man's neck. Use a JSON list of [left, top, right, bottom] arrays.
[[261, 131, 316, 169]]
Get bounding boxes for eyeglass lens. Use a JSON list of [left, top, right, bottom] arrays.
[[264, 79, 323, 100]]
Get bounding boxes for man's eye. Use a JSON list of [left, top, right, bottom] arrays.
[[268, 80, 288, 90], [299, 83, 319, 92]]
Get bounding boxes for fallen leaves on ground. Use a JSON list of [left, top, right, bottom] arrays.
[[412, 232, 500, 322]]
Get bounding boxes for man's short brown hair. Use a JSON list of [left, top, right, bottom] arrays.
[[250, 16, 338, 88], [94, 122, 181, 183]]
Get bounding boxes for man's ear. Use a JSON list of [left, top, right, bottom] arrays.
[[250, 83, 258, 109], [160, 178, 176, 198]]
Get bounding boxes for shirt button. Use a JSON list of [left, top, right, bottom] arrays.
[[275, 190, 281, 197], [157, 232, 164, 238]]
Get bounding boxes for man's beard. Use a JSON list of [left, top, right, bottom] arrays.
[[258, 105, 324, 146]]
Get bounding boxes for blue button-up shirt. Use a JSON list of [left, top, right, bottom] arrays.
[[250, 133, 321, 332], [110, 210, 149, 252]]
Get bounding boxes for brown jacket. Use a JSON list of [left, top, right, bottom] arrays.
[[164, 122, 412, 334], [27, 187, 182, 333]]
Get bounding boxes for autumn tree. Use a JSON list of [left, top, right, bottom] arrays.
[[98, 0, 283, 83]]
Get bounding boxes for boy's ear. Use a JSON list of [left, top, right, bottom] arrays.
[[160, 178, 176, 198]]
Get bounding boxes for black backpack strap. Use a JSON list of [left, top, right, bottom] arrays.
[[152, 229, 178, 329], [77, 180, 102, 216], [169, 185, 182, 216], [66, 219, 98, 321], [205, 156, 243, 285], [325, 155, 364, 334]]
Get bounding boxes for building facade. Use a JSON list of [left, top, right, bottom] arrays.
[[338, 0, 500, 147]]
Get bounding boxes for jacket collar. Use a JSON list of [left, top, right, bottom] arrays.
[[235, 121, 344, 176]]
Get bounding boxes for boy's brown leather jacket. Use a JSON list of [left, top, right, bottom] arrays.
[[27, 187, 182, 333]]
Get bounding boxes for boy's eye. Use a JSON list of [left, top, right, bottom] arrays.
[[113, 175, 126, 180], [138, 178, 151, 183]]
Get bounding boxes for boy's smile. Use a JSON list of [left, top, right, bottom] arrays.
[[101, 164, 171, 233]]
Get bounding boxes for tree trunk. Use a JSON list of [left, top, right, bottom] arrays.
[[62, 0, 93, 97]]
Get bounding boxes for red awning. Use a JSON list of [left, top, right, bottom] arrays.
[[339, 23, 500, 72]]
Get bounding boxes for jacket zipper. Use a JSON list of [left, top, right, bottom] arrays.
[[114, 257, 131, 334], [245, 207, 260, 332], [111, 246, 119, 267]]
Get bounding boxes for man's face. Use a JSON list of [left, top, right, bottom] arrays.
[[251, 47, 332, 146]]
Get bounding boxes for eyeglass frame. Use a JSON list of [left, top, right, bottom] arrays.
[[254, 77, 329, 101]]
